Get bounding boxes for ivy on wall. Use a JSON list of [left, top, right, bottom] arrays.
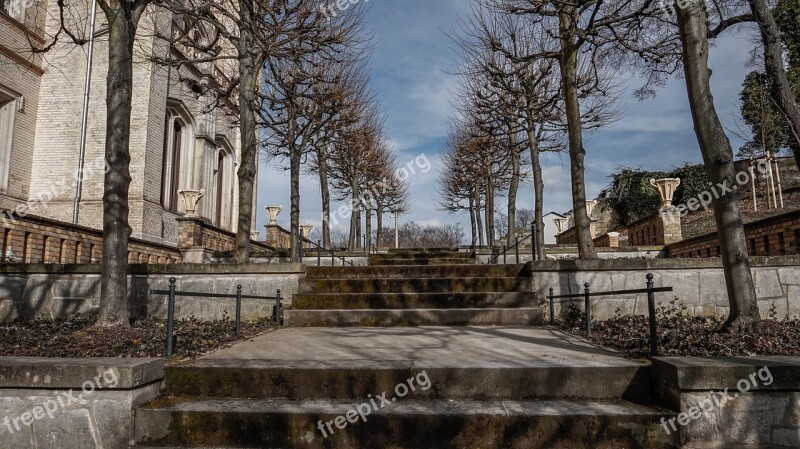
[[607, 163, 709, 225]]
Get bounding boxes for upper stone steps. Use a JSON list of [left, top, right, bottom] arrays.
[[368, 249, 477, 266], [305, 264, 528, 280], [293, 291, 533, 309], [297, 276, 532, 294]]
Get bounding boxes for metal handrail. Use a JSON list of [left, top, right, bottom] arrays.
[[297, 228, 354, 266], [150, 277, 283, 356], [491, 223, 539, 264], [547, 273, 671, 356]]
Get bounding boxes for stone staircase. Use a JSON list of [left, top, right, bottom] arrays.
[[132, 249, 679, 449], [133, 353, 677, 448], [285, 248, 543, 327]]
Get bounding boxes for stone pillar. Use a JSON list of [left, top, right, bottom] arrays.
[[176, 217, 214, 263], [650, 178, 683, 245], [607, 232, 620, 248], [301, 224, 313, 248]]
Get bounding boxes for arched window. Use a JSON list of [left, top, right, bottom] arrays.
[[0, 86, 20, 193], [161, 102, 195, 212], [212, 138, 235, 229]]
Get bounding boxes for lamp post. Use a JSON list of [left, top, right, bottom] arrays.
[[390, 211, 399, 249]]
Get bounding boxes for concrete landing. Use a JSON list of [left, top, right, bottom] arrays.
[[200, 326, 631, 366]]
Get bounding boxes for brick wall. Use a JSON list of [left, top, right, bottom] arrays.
[[627, 210, 683, 246], [177, 216, 274, 253], [0, 209, 181, 264], [667, 209, 800, 258]]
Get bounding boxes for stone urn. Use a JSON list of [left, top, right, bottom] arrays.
[[301, 224, 314, 238], [650, 178, 681, 208], [585, 200, 598, 219], [178, 189, 205, 217], [266, 206, 283, 225], [554, 217, 569, 234], [251, 231, 260, 241]]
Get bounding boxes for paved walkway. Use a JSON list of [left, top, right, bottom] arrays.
[[202, 327, 637, 367]]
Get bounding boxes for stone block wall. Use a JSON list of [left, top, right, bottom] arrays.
[[668, 210, 800, 258], [530, 257, 800, 320], [0, 358, 164, 449], [0, 264, 303, 322]]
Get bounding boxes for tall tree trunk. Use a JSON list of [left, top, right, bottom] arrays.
[[749, 0, 800, 169], [234, 25, 259, 263], [526, 113, 546, 260], [97, 7, 135, 328], [318, 148, 331, 249], [677, 1, 760, 329], [469, 193, 477, 248], [507, 129, 520, 246], [559, 6, 597, 259], [289, 141, 301, 262], [376, 205, 384, 248], [475, 190, 484, 248], [365, 204, 372, 252]]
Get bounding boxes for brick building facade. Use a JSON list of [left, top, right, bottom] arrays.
[[0, 0, 254, 248]]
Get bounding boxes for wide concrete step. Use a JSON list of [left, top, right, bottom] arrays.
[[293, 291, 533, 309], [305, 264, 528, 280], [299, 277, 531, 294], [162, 359, 651, 401], [284, 307, 544, 327], [134, 398, 677, 449]]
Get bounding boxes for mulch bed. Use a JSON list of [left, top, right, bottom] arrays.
[[0, 314, 277, 359], [562, 314, 800, 359]]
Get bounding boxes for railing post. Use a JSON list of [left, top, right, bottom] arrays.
[[549, 287, 554, 326], [166, 277, 177, 357], [297, 227, 303, 263], [515, 237, 520, 262], [531, 222, 537, 262], [235, 284, 242, 336], [503, 245, 507, 264], [646, 273, 658, 357], [584, 282, 592, 337], [275, 289, 283, 325], [317, 240, 321, 266]]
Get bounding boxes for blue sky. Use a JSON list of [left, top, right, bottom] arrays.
[[255, 0, 759, 239]]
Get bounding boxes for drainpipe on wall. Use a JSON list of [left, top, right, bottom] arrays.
[[72, 0, 98, 224]]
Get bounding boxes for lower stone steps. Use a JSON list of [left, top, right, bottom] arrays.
[[160, 358, 651, 401], [134, 398, 677, 449], [293, 291, 533, 309], [284, 307, 544, 327]]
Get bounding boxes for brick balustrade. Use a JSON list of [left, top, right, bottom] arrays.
[[627, 209, 683, 247], [0, 209, 181, 264], [265, 224, 292, 249], [667, 209, 800, 258], [177, 217, 276, 262]]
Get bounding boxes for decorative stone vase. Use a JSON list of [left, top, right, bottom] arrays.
[[251, 231, 260, 241], [266, 206, 283, 225], [178, 189, 205, 217], [554, 217, 569, 234], [301, 224, 314, 237], [585, 200, 598, 219], [650, 178, 681, 208]]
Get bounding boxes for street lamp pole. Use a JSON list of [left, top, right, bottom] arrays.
[[392, 212, 399, 249]]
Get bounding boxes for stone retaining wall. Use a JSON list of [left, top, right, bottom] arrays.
[[652, 357, 800, 448], [0, 357, 164, 449], [529, 257, 800, 320], [0, 264, 303, 323]]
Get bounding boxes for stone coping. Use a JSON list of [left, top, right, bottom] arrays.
[[526, 256, 800, 272], [0, 357, 165, 389], [0, 263, 305, 275], [652, 357, 800, 391]]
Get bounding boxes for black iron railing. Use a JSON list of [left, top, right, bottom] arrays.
[[491, 223, 539, 264], [296, 228, 355, 266], [150, 277, 283, 356], [548, 273, 672, 356]]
